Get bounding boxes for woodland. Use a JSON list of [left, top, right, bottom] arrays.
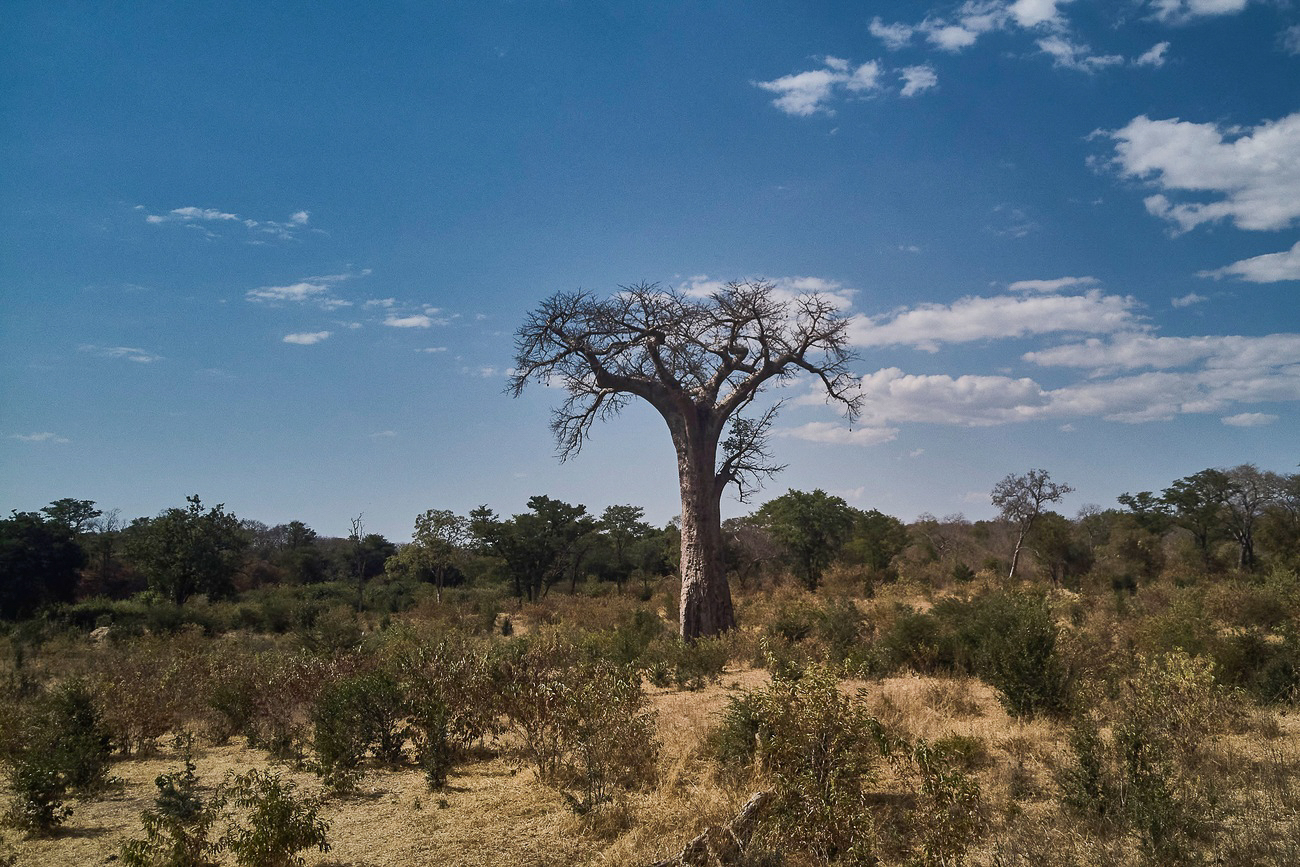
[[1, 458, 1298, 866]]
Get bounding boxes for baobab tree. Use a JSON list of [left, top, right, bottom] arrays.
[[991, 468, 1073, 581], [511, 281, 860, 640]]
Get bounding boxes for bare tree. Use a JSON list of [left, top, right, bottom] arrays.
[[511, 280, 860, 640], [991, 468, 1073, 581]]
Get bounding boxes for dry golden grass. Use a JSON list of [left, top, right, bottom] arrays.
[[5, 634, 1300, 866]]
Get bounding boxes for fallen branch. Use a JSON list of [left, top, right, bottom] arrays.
[[647, 791, 772, 867]]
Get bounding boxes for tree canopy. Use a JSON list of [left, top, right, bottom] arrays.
[[511, 280, 860, 639]]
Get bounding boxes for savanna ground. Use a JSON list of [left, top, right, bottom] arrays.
[[3, 563, 1300, 867]]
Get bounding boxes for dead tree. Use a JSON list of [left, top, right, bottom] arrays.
[[512, 281, 859, 640]]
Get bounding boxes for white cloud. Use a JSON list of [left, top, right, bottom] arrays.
[[383, 314, 435, 328], [854, 367, 1050, 426], [1010, 0, 1073, 28], [848, 290, 1143, 351], [417, 346, 448, 353], [870, 17, 915, 49], [79, 345, 162, 363], [928, 24, 981, 51], [1283, 25, 1300, 55], [369, 430, 398, 438], [1148, 0, 1249, 24], [1107, 112, 1300, 232], [1008, 275, 1099, 293], [1135, 41, 1170, 67], [909, 448, 926, 458], [11, 432, 70, 443], [247, 281, 331, 303], [755, 67, 844, 116], [144, 205, 312, 241], [1022, 332, 1300, 372], [1221, 412, 1277, 427], [755, 58, 883, 116], [246, 270, 366, 307], [365, 298, 397, 308], [678, 275, 858, 310], [900, 65, 939, 97], [779, 421, 899, 446], [1198, 241, 1300, 283], [1171, 292, 1208, 307], [1037, 36, 1124, 71], [283, 331, 331, 345]]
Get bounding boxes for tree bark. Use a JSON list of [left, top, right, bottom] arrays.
[[672, 413, 736, 642]]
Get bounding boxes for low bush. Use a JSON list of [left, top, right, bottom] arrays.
[[218, 769, 330, 867], [310, 670, 406, 791]]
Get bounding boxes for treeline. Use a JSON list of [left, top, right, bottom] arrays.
[[1, 462, 1296, 630]]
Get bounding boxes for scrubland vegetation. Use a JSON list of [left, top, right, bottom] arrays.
[[1, 462, 1298, 865]]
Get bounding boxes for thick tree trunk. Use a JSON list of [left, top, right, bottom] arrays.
[[674, 420, 736, 642]]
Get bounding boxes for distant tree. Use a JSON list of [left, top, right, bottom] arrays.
[[598, 505, 655, 594], [1260, 472, 1300, 570], [411, 509, 468, 603], [991, 469, 1074, 581], [756, 489, 857, 590], [1028, 511, 1093, 587], [1117, 491, 1173, 536], [0, 511, 87, 619], [1161, 469, 1230, 570], [470, 497, 596, 601], [1218, 464, 1279, 572], [722, 516, 781, 590], [511, 281, 860, 640], [124, 496, 247, 603], [842, 508, 910, 577], [40, 498, 102, 535]]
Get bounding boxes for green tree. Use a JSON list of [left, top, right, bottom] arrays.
[[842, 508, 909, 577], [991, 469, 1074, 581], [470, 497, 596, 601], [0, 511, 87, 620], [1028, 511, 1093, 587], [1218, 464, 1279, 572], [40, 498, 101, 535], [411, 509, 468, 603], [756, 489, 857, 590], [597, 505, 655, 594], [124, 496, 248, 603], [511, 281, 860, 640], [1161, 469, 1230, 570]]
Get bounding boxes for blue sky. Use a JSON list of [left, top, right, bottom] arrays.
[[3, 0, 1297, 541]]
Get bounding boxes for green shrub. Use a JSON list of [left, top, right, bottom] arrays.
[[121, 752, 221, 867], [3, 678, 113, 834], [497, 634, 658, 812], [714, 664, 882, 863], [968, 590, 1072, 718], [218, 769, 330, 867], [310, 670, 406, 791]]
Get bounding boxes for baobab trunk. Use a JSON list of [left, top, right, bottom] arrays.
[[674, 425, 736, 641]]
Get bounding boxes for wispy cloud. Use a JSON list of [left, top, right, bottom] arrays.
[[1008, 275, 1099, 293], [1221, 412, 1277, 427], [246, 270, 367, 308], [1105, 112, 1300, 233], [383, 314, 435, 328], [1036, 35, 1124, 71], [847, 289, 1142, 351], [10, 432, 70, 443], [1135, 41, 1170, 67], [1172, 292, 1208, 307], [1148, 0, 1249, 24], [282, 331, 332, 345], [754, 56, 883, 116], [1198, 241, 1300, 283], [79, 345, 163, 363], [141, 205, 312, 241], [899, 65, 939, 97]]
